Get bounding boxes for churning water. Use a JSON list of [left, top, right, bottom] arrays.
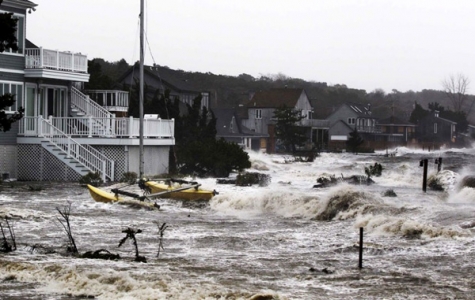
[[1, 146, 475, 299]]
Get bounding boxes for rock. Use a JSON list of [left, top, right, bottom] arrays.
[[461, 176, 475, 188]]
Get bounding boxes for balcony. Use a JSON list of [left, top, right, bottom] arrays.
[[299, 119, 330, 128], [85, 90, 129, 116], [18, 116, 175, 146], [24, 47, 90, 82]]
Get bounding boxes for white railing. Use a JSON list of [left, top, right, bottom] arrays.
[[84, 90, 129, 111], [19, 116, 175, 139], [25, 47, 88, 73], [19, 117, 115, 181], [71, 87, 113, 119]]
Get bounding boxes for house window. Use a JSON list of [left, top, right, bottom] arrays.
[[434, 123, 437, 134], [255, 109, 262, 119], [348, 118, 355, 125], [0, 82, 23, 113], [0, 12, 25, 54]]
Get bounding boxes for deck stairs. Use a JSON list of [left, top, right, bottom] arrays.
[[39, 117, 115, 181], [70, 87, 115, 136]]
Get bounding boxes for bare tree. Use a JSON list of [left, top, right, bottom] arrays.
[[442, 74, 471, 113], [56, 204, 78, 254]]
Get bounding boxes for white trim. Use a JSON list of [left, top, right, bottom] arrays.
[[0, 68, 25, 74], [331, 135, 347, 141], [25, 69, 90, 82], [1, 1, 37, 9], [17, 137, 175, 146], [0, 79, 23, 84]]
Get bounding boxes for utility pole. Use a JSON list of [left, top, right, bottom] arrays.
[[139, 0, 144, 177]]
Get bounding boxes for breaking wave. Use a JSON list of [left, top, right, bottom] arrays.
[[355, 213, 471, 239]]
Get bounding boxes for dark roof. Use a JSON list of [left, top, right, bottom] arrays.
[[119, 64, 204, 94], [1, 0, 37, 9], [378, 116, 415, 126], [245, 88, 304, 108], [329, 120, 354, 132], [25, 39, 38, 48]]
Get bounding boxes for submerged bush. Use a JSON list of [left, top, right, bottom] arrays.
[[365, 163, 383, 178], [79, 172, 103, 187], [120, 172, 138, 184], [236, 172, 271, 187]]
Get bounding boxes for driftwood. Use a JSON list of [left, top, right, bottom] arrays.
[[82, 249, 121, 260], [119, 227, 146, 263], [0, 217, 16, 253]]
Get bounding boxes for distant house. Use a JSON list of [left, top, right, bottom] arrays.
[[374, 115, 416, 147], [240, 88, 329, 153], [326, 103, 377, 149], [0, 0, 174, 181], [416, 110, 457, 147], [118, 64, 211, 114], [213, 108, 264, 150], [468, 124, 475, 138]]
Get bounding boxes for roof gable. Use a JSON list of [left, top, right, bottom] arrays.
[[246, 88, 304, 108]]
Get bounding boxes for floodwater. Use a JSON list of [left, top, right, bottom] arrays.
[[1, 146, 475, 299]]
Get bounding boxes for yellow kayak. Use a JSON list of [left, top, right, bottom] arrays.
[[144, 181, 215, 201], [87, 184, 159, 210]]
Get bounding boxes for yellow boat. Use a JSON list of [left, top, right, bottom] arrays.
[[87, 184, 159, 210], [144, 181, 215, 201]]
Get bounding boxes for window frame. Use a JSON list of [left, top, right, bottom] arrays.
[[0, 81, 24, 114], [0, 10, 25, 55], [255, 109, 262, 119]]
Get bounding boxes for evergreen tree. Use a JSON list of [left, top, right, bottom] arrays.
[[273, 105, 307, 153], [174, 96, 249, 177], [346, 129, 364, 153]]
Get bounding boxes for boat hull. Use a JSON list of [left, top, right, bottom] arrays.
[[87, 184, 159, 209], [145, 181, 214, 201], [87, 184, 121, 203]]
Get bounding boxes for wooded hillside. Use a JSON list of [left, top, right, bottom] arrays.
[[86, 58, 475, 123]]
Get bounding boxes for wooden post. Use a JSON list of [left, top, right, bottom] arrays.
[[358, 227, 363, 269], [420, 159, 428, 192]]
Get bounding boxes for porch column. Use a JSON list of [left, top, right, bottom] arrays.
[[88, 116, 93, 137], [129, 116, 134, 138]]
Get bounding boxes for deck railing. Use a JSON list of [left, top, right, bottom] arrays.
[[21, 117, 115, 181], [18, 116, 175, 139], [25, 48, 88, 73], [84, 90, 129, 112]]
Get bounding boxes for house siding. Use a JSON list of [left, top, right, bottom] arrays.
[[0, 70, 24, 82], [0, 55, 24, 71], [0, 145, 17, 178], [0, 122, 19, 145], [242, 107, 274, 135]]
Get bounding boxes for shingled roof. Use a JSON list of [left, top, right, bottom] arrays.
[[245, 88, 305, 108], [120, 64, 203, 93], [345, 102, 373, 118]]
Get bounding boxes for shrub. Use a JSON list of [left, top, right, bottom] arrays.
[[79, 172, 103, 187], [365, 163, 383, 178], [121, 172, 138, 184], [236, 172, 271, 187]]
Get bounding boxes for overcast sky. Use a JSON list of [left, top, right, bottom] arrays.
[[26, 0, 475, 93]]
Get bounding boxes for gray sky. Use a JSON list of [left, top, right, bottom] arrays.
[[27, 0, 475, 93]]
